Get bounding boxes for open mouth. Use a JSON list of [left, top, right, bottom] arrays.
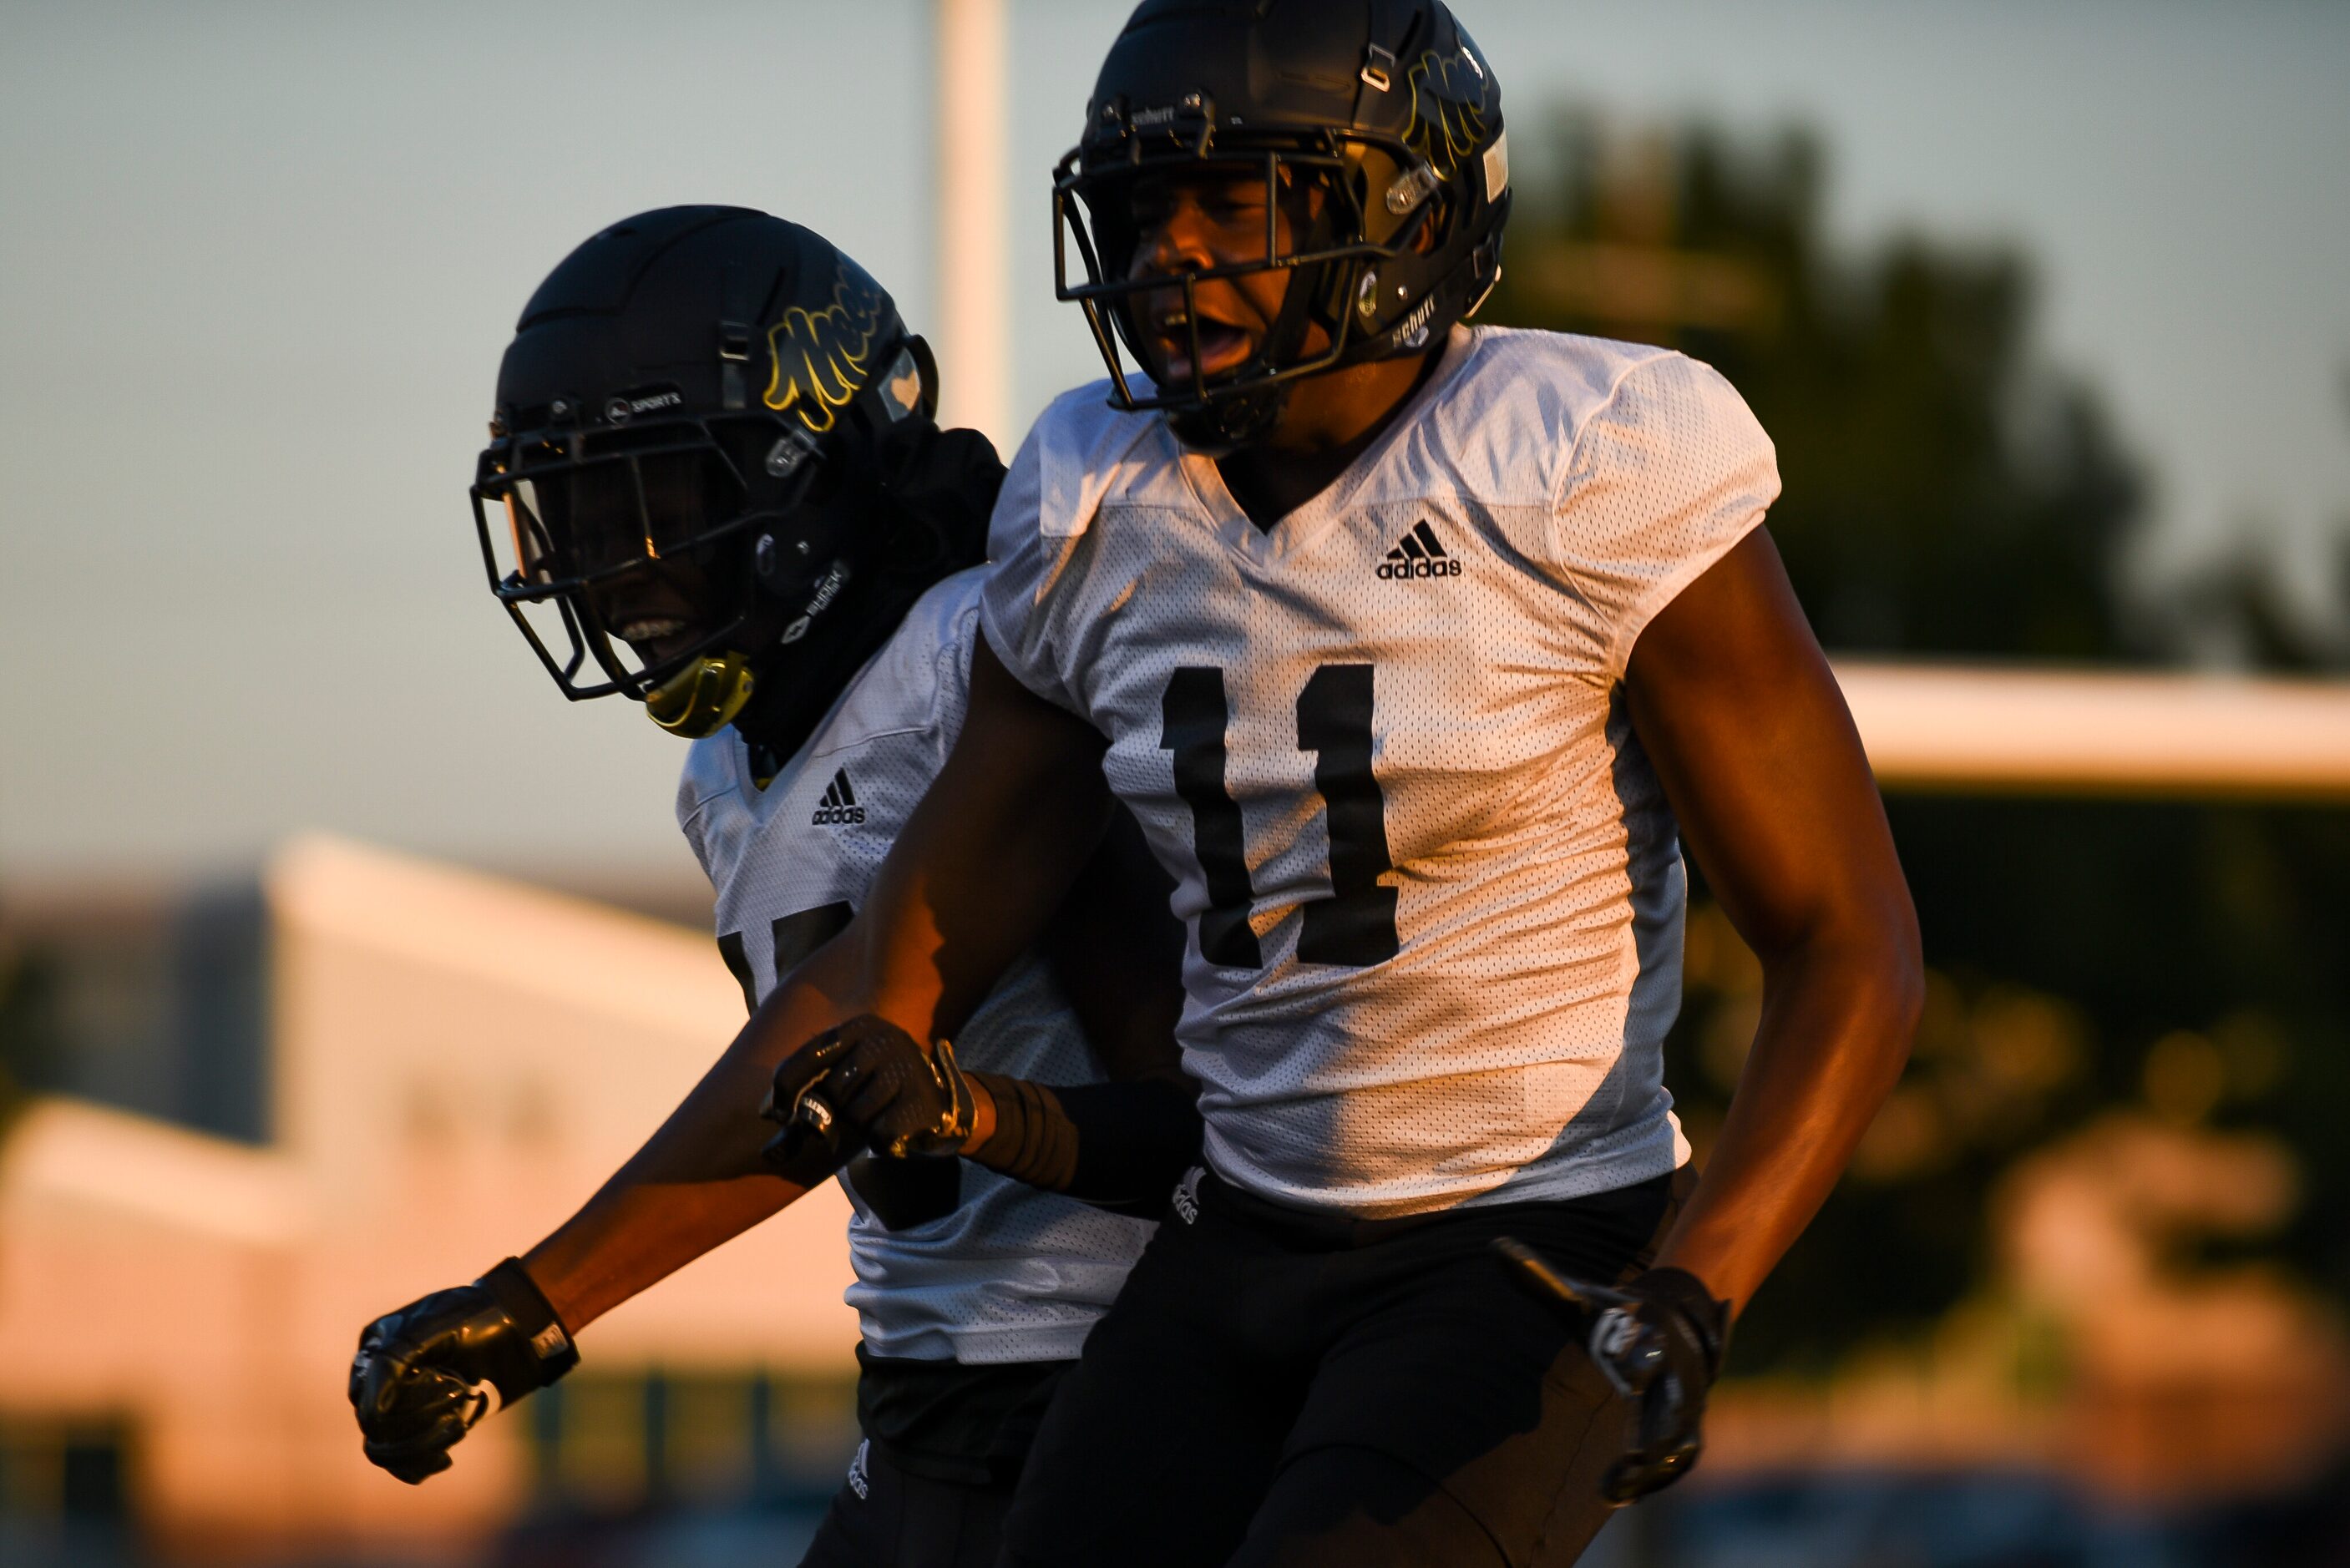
[[615, 616, 687, 645], [1153, 306, 1254, 382]]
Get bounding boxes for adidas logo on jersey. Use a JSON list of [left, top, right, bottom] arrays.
[[811, 768, 866, 827], [1376, 520, 1461, 580]]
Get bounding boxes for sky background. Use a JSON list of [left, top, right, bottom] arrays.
[[3, 0, 2346, 885]]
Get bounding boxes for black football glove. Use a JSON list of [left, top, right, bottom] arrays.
[[1493, 1239, 1729, 1504], [348, 1258, 579, 1484], [760, 1014, 976, 1166], [757, 1026, 861, 1182]]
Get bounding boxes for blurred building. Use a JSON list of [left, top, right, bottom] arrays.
[[0, 837, 860, 1565]]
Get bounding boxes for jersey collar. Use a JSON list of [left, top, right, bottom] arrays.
[[1172, 324, 1480, 569]]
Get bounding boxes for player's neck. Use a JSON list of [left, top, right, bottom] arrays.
[[1216, 349, 1440, 533]]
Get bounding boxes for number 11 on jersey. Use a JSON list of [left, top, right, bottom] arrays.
[[1159, 663, 1400, 969]]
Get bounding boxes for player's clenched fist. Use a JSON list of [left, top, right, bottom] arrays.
[[348, 1260, 579, 1483], [1494, 1240, 1730, 1503], [761, 1014, 977, 1167]]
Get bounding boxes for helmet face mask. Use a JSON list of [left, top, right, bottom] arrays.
[[1056, 139, 1432, 427], [1052, 0, 1512, 449], [472, 407, 828, 706]]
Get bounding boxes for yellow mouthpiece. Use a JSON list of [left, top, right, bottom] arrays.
[[643, 653, 756, 738]]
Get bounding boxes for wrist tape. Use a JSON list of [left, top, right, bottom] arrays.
[[479, 1257, 581, 1391], [965, 1072, 1080, 1192]]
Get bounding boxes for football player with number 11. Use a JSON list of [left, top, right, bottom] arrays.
[[937, 0, 1915, 1556]]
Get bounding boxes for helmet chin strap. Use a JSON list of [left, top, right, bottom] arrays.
[[1167, 381, 1293, 455], [643, 651, 757, 738]]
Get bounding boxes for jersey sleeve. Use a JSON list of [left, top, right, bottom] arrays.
[[976, 412, 1091, 716], [976, 384, 1162, 719], [673, 742, 729, 883], [1550, 352, 1780, 679], [930, 578, 982, 757]]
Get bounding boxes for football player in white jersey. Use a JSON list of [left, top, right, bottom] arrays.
[[346, 208, 1202, 1567], [401, 0, 1922, 1559]]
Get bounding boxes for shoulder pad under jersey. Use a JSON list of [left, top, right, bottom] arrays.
[[1039, 382, 1159, 539]]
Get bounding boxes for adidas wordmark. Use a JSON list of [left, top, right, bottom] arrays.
[[1377, 519, 1461, 580], [811, 768, 866, 827]]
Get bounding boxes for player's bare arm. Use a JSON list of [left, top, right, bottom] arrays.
[[1499, 526, 1922, 1501], [514, 956, 856, 1331], [1623, 525, 1923, 1316]]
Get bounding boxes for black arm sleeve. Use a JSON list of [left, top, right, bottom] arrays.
[[965, 1071, 1203, 1219]]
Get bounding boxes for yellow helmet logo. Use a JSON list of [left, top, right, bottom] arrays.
[[1404, 46, 1495, 185], [762, 262, 889, 434]]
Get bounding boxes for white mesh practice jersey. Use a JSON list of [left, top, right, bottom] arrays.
[[979, 326, 1779, 1219], [678, 568, 1155, 1362]]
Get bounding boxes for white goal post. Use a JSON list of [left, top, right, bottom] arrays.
[[1833, 662, 2350, 803], [934, 0, 1011, 448]]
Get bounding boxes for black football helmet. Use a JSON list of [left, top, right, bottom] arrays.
[[474, 206, 987, 745], [1053, 0, 1511, 449]]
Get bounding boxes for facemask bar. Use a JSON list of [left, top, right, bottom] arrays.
[[470, 412, 821, 703], [472, 419, 799, 597], [1052, 134, 1438, 415], [471, 488, 772, 705]]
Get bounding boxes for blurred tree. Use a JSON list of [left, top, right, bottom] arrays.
[[1490, 116, 2146, 660], [1485, 116, 2350, 1371]]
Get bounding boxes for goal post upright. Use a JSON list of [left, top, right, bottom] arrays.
[[935, 0, 1012, 453], [1833, 662, 2350, 803]]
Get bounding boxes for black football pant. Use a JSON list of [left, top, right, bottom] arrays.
[[799, 1438, 1019, 1568], [998, 1164, 1691, 1568]]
